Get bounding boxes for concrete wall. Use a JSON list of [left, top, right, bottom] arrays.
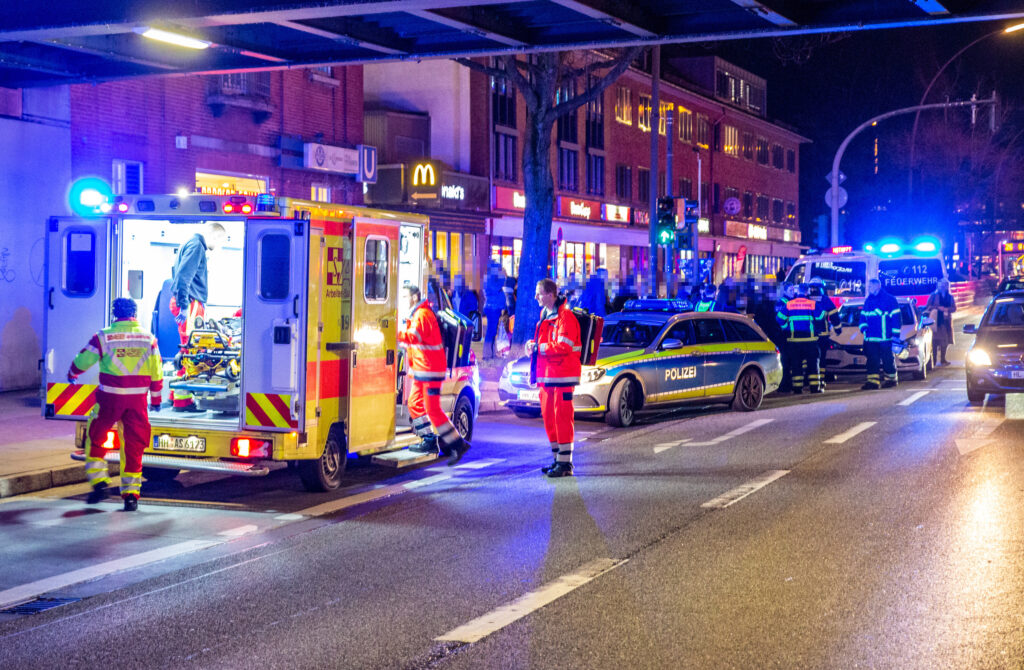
[[0, 87, 71, 391], [364, 60, 473, 173]]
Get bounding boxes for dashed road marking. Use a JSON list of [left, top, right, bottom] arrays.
[[653, 438, 691, 454], [700, 470, 790, 509], [898, 391, 931, 406], [435, 557, 626, 644], [955, 416, 1004, 456], [684, 418, 775, 447], [824, 421, 876, 444], [218, 524, 259, 538]]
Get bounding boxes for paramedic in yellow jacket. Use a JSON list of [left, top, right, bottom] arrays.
[[68, 298, 163, 512]]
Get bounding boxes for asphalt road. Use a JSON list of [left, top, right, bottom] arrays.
[[1, 361, 1022, 669]]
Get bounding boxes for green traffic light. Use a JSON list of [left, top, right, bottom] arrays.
[[658, 228, 674, 245]]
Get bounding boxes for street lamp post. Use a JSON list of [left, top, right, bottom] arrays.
[[907, 22, 1024, 201]]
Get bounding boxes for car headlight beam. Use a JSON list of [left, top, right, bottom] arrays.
[[967, 348, 992, 366]]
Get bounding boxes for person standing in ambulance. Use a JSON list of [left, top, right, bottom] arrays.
[[526, 278, 582, 478], [68, 298, 163, 512], [398, 284, 471, 466], [169, 222, 226, 411]]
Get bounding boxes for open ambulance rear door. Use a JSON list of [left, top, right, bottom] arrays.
[[43, 217, 111, 419]]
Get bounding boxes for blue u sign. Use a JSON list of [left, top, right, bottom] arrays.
[[357, 145, 377, 184]]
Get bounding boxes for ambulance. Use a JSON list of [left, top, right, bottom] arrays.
[[44, 194, 479, 491]]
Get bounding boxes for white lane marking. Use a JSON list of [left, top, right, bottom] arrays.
[[955, 416, 1004, 456], [685, 418, 775, 447], [898, 391, 931, 406], [824, 421, 876, 444], [273, 513, 305, 521], [0, 539, 218, 610], [455, 458, 506, 470], [653, 438, 691, 454], [435, 557, 626, 644], [700, 470, 789, 509], [403, 474, 453, 490], [218, 524, 259, 538]]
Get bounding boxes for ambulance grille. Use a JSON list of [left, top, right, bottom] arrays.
[[0, 597, 82, 616]]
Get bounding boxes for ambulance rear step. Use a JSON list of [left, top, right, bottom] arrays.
[[371, 431, 438, 468], [72, 450, 271, 476]]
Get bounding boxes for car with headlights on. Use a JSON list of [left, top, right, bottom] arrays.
[[963, 291, 1024, 403], [824, 297, 934, 380], [498, 299, 782, 427]]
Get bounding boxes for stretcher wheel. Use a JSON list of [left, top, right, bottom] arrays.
[[225, 359, 240, 381]]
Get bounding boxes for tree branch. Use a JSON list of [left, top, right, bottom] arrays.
[[547, 46, 642, 123]]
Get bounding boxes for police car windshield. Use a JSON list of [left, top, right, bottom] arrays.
[[601, 318, 664, 347], [838, 304, 917, 327], [983, 297, 1024, 327]]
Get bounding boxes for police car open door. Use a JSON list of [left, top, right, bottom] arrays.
[[241, 219, 308, 432], [43, 217, 112, 420]]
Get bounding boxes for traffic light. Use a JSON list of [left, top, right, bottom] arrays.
[[675, 199, 698, 251], [656, 196, 675, 245]]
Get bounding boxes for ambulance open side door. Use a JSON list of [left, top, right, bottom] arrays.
[[43, 217, 112, 420], [241, 219, 309, 432], [346, 218, 399, 451]]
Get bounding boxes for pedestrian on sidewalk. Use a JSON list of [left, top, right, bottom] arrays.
[[925, 278, 956, 365], [397, 284, 470, 465], [68, 298, 163, 512], [526, 278, 581, 478]]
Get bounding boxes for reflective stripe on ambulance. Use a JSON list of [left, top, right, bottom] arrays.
[[244, 393, 298, 429]]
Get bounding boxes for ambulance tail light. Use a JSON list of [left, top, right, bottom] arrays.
[[230, 437, 271, 459], [241, 203, 253, 214], [102, 430, 120, 451], [222, 203, 235, 214]]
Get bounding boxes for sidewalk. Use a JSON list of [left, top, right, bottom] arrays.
[[0, 388, 84, 498]]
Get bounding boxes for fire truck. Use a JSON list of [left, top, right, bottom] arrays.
[[44, 194, 478, 491]]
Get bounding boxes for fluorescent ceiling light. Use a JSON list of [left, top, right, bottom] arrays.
[[136, 27, 211, 50]]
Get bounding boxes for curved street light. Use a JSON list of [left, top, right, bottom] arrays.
[[907, 22, 1024, 201]]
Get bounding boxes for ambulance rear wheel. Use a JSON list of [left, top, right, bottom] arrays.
[[298, 433, 346, 492], [453, 394, 474, 441], [605, 378, 637, 428], [142, 467, 180, 482]]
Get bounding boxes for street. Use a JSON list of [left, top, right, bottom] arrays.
[[1, 354, 1023, 670]]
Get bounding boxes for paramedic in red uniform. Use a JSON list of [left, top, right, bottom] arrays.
[[527, 278, 582, 478], [169, 221, 226, 411], [68, 298, 163, 512], [397, 284, 470, 466]]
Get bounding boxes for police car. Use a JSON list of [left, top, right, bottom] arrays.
[[498, 299, 783, 427], [823, 297, 934, 380]]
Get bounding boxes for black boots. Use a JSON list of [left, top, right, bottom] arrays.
[[86, 482, 108, 504], [445, 438, 470, 466], [409, 434, 438, 454], [123, 495, 139, 512], [546, 462, 574, 478]]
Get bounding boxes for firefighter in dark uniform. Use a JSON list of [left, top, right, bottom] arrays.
[[859, 278, 902, 390], [774, 282, 797, 393], [777, 283, 827, 394], [808, 277, 842, 390]]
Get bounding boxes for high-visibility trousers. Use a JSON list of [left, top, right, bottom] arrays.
[[540, 384, 575, 463], [85, 391, 150, 499], [169, 297, 206, 406], [408, 378, 461, 453]]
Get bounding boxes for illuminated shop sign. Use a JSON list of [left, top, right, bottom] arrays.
[[408, 161, 441, 201], [697, 217, 710, 234], [441, 184, 465, 200], [724, 220, 769, 240], [412, 162, 436, 186], [494, 186, 527, 211], [558, 197, 601, 221], [195, 171, 268, 196], [602, 203, 631, 223], [303, 142, 358, 174], [748, 224, 768, 240]]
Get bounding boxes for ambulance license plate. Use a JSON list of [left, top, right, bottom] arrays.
[[154, 434, 205, 453], [518, 389, 540, 403]]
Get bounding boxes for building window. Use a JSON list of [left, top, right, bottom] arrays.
[[586, 83, 605, 150], [786, 201, 796, 223], [695, 114, 711, 149], [638, 167, 650, 203], [615, 164, 632, 200], [216, 72, 271, 98], [638, 94, 652, 132], [112, 159, 143, 195], [556, 81, 578, 143], [771, 144, 785, 169], [586, 152, 605, 196], [742, 132, 754, 160], [748, 85, 765, 114], [558, 147, 578, 192], [679, 178, 693, 200], [492, 62, 516, 129], [786, 149, 796, 173], [678, 107, 693, 143], [700, 182, 710, 212], [311, 184, 331, 202], [772, 198, 784, 223], [314, 65, 333, 77], [721, 124, 739, 157], [615, 86, 632, 125], [756, 195, 769, 220], [723, 186, 740, 206], [494, 131, 517, 182], [743, 191, 754, 218], [756, 137, 770, 165], [658, 101, 673, 136]]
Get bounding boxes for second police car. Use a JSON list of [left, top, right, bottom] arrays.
[[499, 299, 783, 427]]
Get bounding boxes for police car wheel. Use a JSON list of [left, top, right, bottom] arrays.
[[142, 467, 180, 482], [731, 369, 764, 412], [298, 432, 346, 492], [605, 378, 637, 428], [453, 394, 474, 441]]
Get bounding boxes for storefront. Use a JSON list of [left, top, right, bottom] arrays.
[[712, 220, 803, 283]]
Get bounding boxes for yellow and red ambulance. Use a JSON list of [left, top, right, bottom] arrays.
[[45, 194, 478, 491]]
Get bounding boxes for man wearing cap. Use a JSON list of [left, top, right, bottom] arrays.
[[68, 298, 163, 511]]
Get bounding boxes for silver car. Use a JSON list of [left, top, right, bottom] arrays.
[[499, 302, 783, 427], [824, 297, 934, 380]]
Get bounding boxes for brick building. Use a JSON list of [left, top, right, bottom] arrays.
[[70, 67, 365, 204]]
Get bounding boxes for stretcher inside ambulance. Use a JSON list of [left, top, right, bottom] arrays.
[[44, 195, 479, 492]]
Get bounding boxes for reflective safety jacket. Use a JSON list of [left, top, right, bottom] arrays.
[[533, 299, 582, 386], [69, 319, 163, 402], [859, 291, 902, 342], [695, 299, 716, 312], [777, 297, 826, 343], [398, 300, 447, 381], [815, 294, 841, 337]]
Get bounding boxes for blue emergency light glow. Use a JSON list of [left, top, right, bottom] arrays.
[[878, 239, 902, 255], [68, 177, 114, 217], [863, 243, 876, 253], [911, 236, 941, 255]]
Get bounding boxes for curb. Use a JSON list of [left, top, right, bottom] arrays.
[[0, 461, 118, 499]]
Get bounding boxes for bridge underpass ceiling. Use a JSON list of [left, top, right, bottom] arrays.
[[2, 0, 1024, 87]]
